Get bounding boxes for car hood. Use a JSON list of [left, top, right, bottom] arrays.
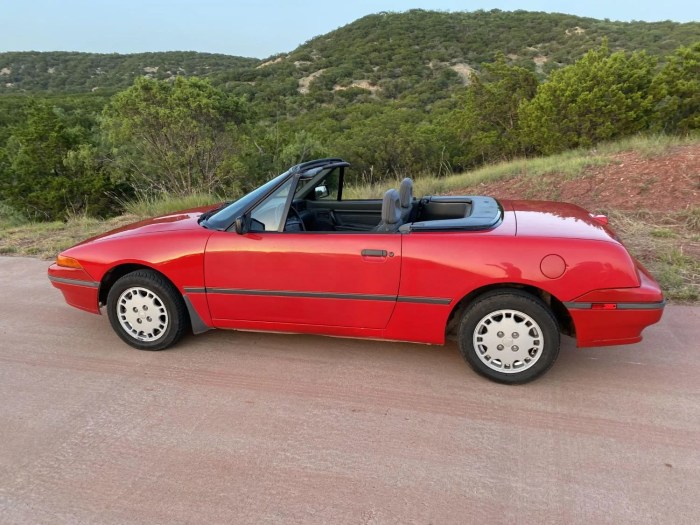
[[74, 204, 221, 246], [506, 200, 620, 243]]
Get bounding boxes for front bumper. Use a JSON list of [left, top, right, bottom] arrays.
[[48, 264, 100, 314]]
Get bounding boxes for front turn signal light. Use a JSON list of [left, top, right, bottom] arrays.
[[56, 255, 83, 269]]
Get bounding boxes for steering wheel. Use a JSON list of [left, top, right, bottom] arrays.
[[285, 206, 306, 231]]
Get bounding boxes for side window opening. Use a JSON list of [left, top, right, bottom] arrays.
[[314, 170, 339, 201], [250, 178, 294, 232]]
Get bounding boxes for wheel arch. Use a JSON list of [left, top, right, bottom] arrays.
[[99, 263, 210, 335], [98, 263, 161, 306], [445, 283, 574, 340]]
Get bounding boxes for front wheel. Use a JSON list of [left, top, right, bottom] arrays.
[[458, 290, 560, 384], [106, 270, 188, 351]]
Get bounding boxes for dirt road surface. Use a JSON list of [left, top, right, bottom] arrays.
[[0, 256, 698, 524]]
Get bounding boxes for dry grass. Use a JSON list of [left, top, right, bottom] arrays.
[[121, 192, 219, 218], [0, 193, 219, 261], [345, 152, 612, 199], [610, 208, 700, 302], [0, 215, 137, 260]]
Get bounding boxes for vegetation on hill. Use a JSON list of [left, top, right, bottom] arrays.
[[3, 9, 698, 101], [0, 10, 698, 223], [243, 10, 699, 108], [0, 51, 257, 94]]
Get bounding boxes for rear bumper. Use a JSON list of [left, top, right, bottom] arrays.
[[48, 264, 100, 314], [565, 300, 665, 347], [566, 261, 665, 347]]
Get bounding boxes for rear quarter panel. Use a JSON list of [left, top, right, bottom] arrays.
[[385, 230, 639, 344]]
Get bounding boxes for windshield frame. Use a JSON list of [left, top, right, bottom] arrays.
[[202, 170, 293, 231], [201, 160, 350, 231]]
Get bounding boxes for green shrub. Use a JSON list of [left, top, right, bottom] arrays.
[[519, 43, 656, 154]]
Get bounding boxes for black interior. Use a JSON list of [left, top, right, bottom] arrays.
[[292, 199, 383, 232], [417, 197, 473, 221], [287, 196, 480, 233], [213, 158, 500, 235], [282, 163, 492, 233]]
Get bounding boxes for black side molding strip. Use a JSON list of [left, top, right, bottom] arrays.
[[563, 300, 666, 310], [397, 296, 452, 305], [206, 288, 397, 302], [184, 287, 451, 306], [49, 276, 99, 288]]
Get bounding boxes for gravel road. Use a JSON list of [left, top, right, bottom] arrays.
[[0, 256, 698, 524]]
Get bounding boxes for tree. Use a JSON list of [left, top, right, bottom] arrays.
[[102, 76, 249, 195], [330, 104, 444, 181], [279, 131, 329, 167], [651, 42, 700, 133], [518, 44, 656, 154], [0, 101, 116, 220], [447, 55, 538, 168]]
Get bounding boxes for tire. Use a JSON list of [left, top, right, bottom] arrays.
[[458, 289, 560, 384], [106, 269, 188, 351]]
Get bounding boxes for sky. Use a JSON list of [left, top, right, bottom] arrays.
[[1, 0, 698, 58]]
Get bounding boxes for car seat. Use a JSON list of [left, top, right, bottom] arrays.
[[373, 189, 402, 232], [399, 178, 413, 221]]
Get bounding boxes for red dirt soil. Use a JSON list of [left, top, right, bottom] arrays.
[[460, 144, 700, 213]]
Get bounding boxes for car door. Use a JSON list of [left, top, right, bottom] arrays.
[[204, 231, 401, 329]]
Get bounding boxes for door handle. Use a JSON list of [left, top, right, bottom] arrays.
[[361, 249, 388, 257]]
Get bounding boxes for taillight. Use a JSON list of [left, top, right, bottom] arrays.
[[591, 303, 617, 310]]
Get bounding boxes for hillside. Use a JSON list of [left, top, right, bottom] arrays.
[[2, 9, 698, 101], [240, 10, 700, 103], [0, 51, 258, 94]]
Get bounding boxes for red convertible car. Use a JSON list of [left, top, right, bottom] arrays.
[[49, 158, 665, 383]]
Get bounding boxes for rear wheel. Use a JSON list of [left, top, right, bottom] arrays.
[[458, 290, 560, 384], [106, 270, 187, 351]]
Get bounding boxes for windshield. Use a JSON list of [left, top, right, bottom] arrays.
[[203, 171, 290, 230]]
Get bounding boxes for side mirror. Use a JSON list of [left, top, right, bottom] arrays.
[[249, 218, 265, 232], [315, 184, 330, 199], [234, 215, 249, 235]]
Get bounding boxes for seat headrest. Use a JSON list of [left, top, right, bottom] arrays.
[[399, 178, 413, 209], [381, 189, 402, 225]]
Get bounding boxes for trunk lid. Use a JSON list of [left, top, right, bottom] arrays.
[[507, 200, 620, 243]]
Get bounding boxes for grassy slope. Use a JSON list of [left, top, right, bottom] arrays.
[[344, 135, 697, 198], [1, 135, 698, 301], [0, 215, 137, 259], [609, 209, 698, 302]]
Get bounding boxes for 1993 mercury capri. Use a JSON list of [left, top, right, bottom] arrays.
[[49, 158, 665, 383]]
